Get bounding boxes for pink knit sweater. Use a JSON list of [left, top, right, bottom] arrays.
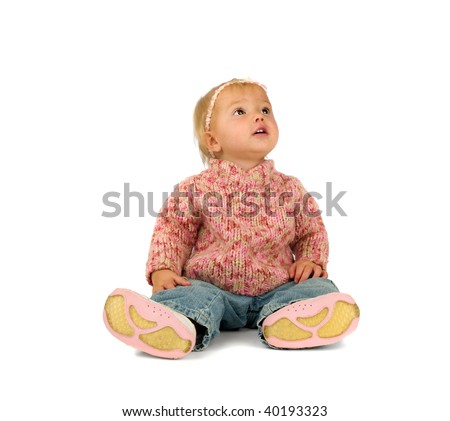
[[146, 159, 329, 296]]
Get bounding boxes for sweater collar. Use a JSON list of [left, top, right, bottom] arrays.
[[208, 159, 275, 189]]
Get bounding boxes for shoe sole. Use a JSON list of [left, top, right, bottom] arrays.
[[262, 292, 360, 349], [103, 288, 195, 359]]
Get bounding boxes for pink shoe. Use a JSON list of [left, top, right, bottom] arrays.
[[103, 288, 195, 359], [262, 293, 360, 349]]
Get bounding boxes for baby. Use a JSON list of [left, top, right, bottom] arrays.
[[103, 78, 360, 359]]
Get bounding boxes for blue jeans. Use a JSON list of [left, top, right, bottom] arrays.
[[151, 277, 339, 351]]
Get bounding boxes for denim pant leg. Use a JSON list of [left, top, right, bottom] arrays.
[[254, 278, 340, 346], [151, 279, 251, 351]]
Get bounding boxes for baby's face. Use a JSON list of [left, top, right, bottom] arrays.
[[210, 84, 279, 164]]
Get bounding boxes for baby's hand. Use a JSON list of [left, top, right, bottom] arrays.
[[289, 259, 328, 283], [150, 269, 191, 295]]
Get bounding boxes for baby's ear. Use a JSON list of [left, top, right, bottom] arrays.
[[204, 131, 221, 153]]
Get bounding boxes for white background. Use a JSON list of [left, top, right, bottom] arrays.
[[1, 1, 449, 420]]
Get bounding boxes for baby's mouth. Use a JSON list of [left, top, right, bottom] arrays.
[[254, 127, 268, 135]]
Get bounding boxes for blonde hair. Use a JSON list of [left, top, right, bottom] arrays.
[[193, 78, 266, 167]]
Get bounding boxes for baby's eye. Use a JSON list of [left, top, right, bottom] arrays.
[[262, 107, 271, 115], [233, 108, 246, 116]]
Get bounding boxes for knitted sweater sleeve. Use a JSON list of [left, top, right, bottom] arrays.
[[145, 177, 201, 284], [289, 178, 329, 270]]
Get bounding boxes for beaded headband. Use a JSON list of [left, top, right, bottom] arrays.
[[204, 78, 267, 131]]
